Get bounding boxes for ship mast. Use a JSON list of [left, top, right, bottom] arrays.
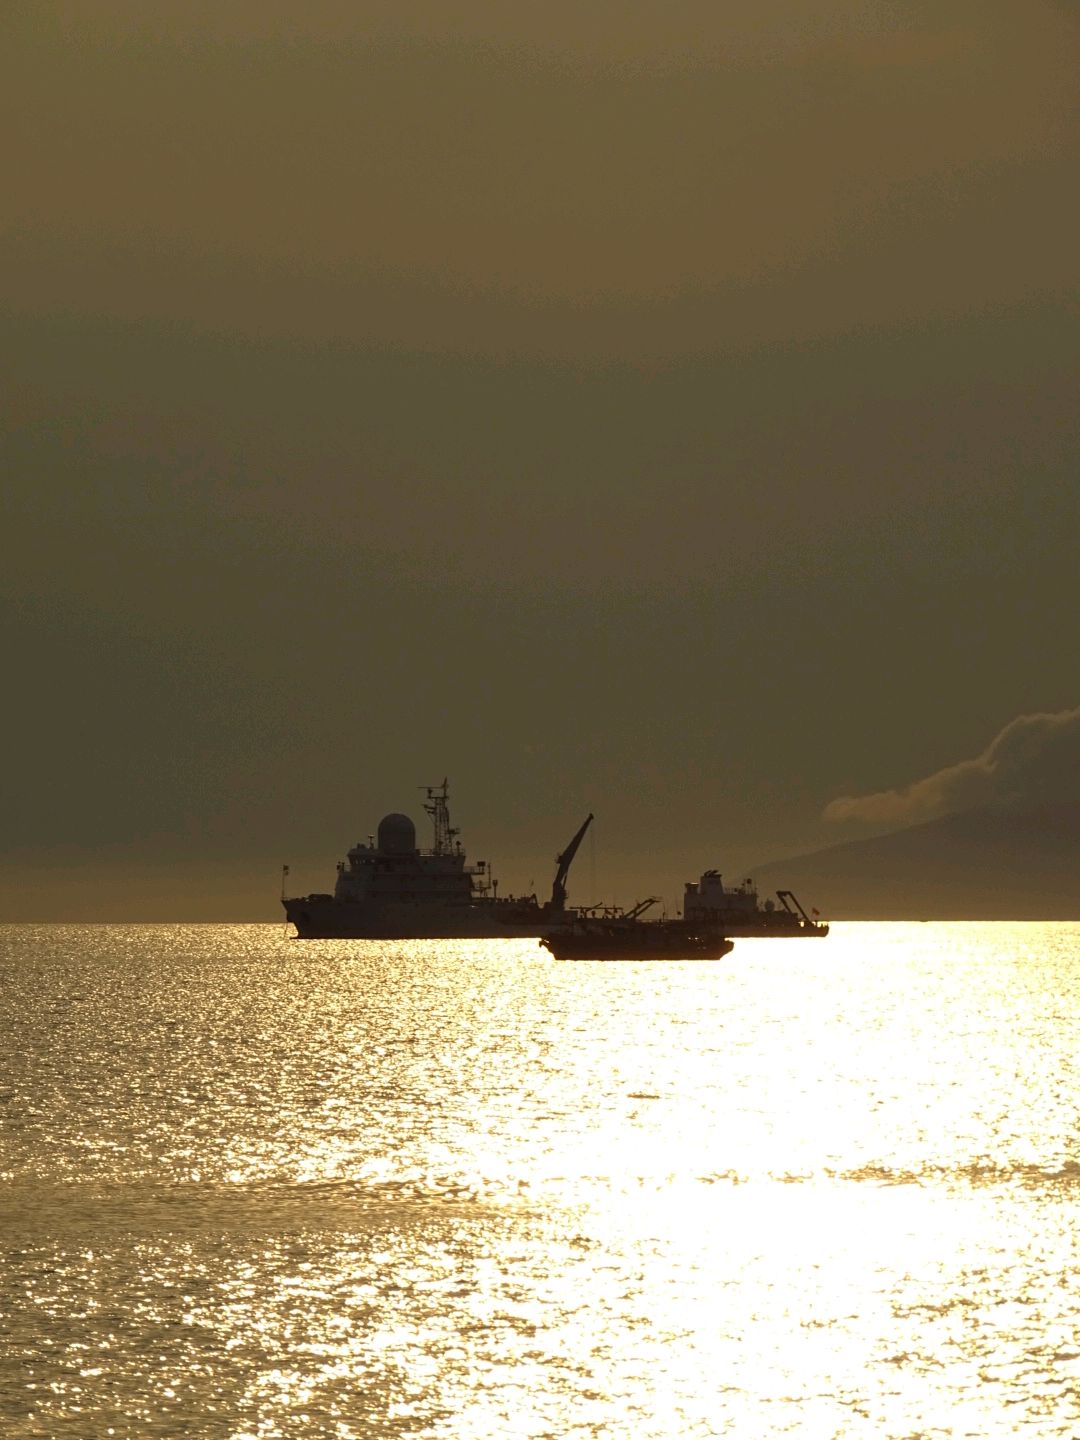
[[422, 778, 458, 855]]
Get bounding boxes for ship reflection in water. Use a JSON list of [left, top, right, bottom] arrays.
[[3, 922, 1080, 1437]]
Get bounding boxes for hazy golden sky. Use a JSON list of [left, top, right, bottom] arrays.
[[3, 1, 1078, 916], [5, 0, 1078, 352]]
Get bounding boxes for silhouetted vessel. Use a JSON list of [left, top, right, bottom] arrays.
[[540, 907, 735, 962], [283, 782, 592, 939], [539, 870, 827, 959], [683, 871, 828, 936]]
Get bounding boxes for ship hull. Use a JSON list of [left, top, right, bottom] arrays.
[[283, 896, 548, 939], [715, 919, 829, 937], [540, 925, 736, 962]]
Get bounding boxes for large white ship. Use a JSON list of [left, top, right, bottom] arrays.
[[283, 782, 592, 939]]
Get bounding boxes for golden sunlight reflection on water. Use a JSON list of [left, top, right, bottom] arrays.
[[2, 922, 1080, 1437]]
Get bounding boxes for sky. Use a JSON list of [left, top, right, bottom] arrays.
[[3, 1, 1079, 918]]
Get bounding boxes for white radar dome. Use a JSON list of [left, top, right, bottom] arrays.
[[377, 813, 417, 854]]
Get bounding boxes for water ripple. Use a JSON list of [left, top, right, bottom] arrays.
[[2, 921, 1080, 1437]]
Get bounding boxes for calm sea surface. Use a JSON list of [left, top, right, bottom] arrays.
[[3, 922, 1080, 1438]]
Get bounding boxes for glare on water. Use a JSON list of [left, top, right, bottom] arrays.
[[2, 922, 1080, 1437]]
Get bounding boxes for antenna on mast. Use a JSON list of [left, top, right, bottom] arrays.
[[421, 778, 457, 854]]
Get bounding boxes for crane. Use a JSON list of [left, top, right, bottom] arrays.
[[622, 896, 658, 920], [548, 813, 594, 912]]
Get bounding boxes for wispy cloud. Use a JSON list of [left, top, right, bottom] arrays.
[[823, 706, 1080, 826]]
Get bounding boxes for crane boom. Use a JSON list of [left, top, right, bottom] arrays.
[[623, 896, 658, 920], [549, 813, 594, 911]]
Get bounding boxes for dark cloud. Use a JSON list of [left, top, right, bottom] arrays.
[[823, 708, 1080, 827], [3, 1, 1077, 359]]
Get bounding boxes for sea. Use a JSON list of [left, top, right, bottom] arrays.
[[2, 922, 1080, 1439]]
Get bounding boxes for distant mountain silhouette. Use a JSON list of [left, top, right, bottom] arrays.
[[751, 804, 1080, 919]]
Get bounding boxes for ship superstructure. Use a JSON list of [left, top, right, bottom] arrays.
[[683, 869, 828, 936], [331, 785, 486, 913], [284, 782, 591, 939]]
